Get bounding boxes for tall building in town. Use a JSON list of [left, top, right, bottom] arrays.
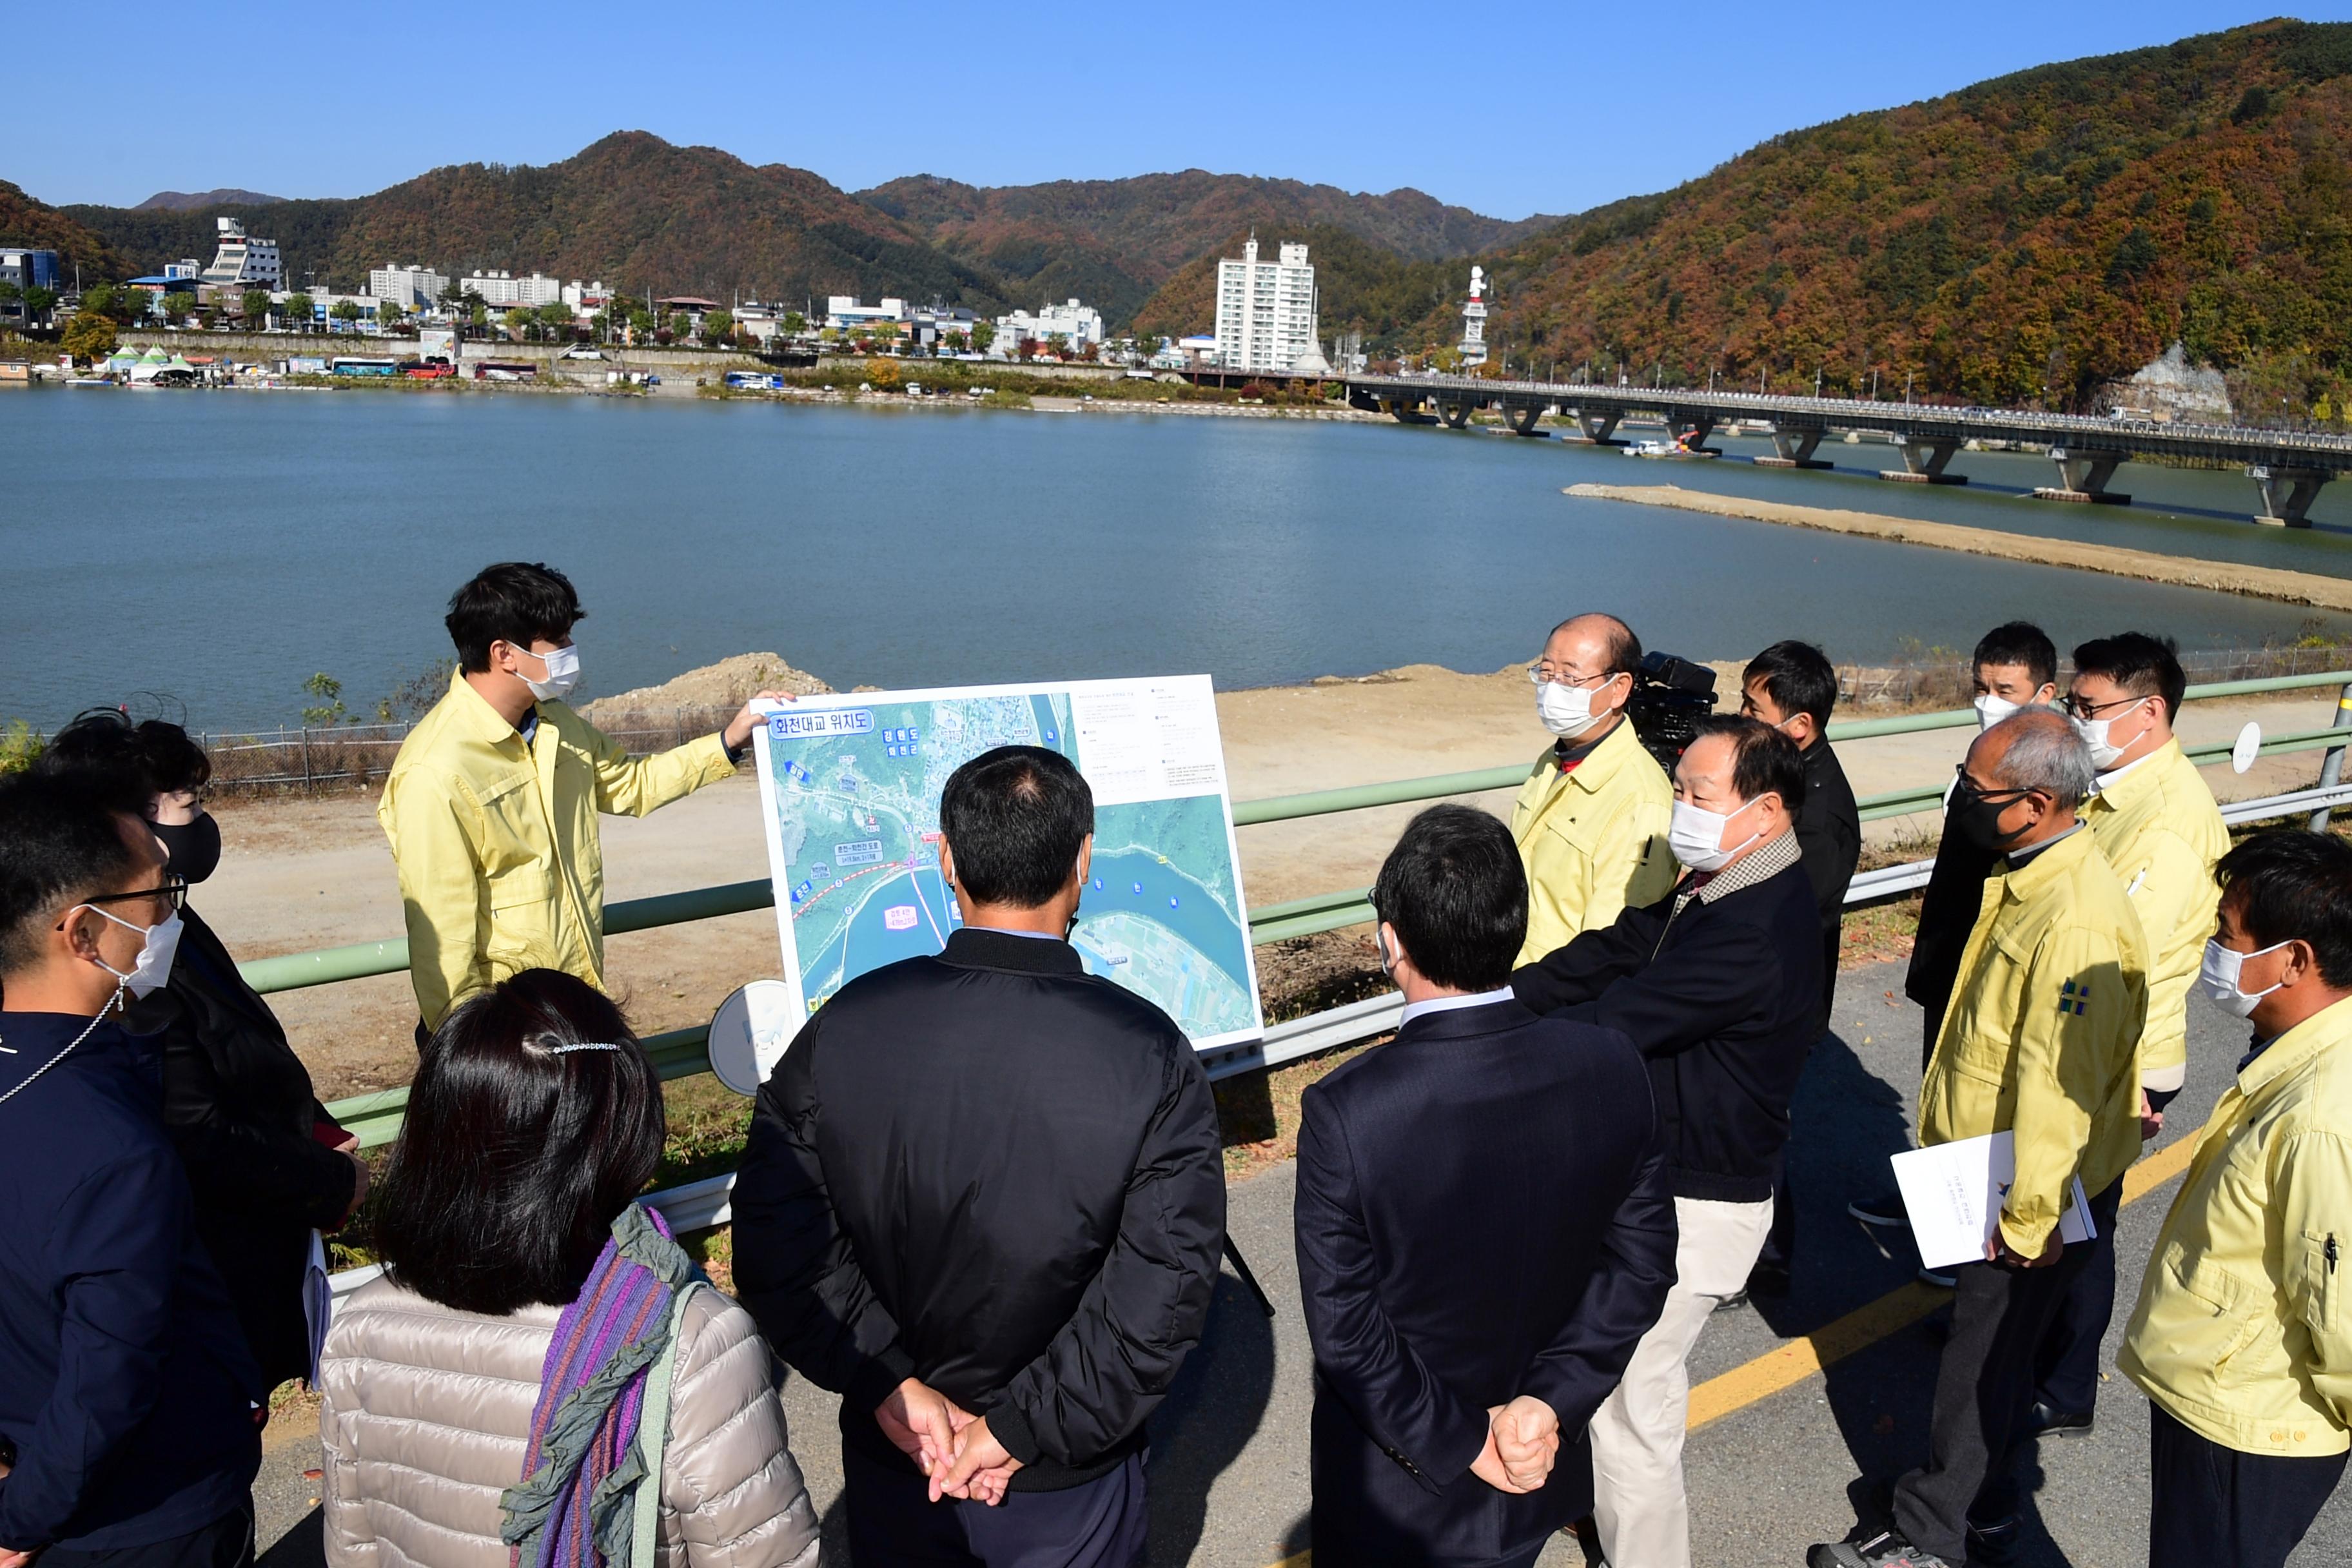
[[1213, 235, 1317, 373], [200, 219, 282, 289], [458, 270, 564, 308], [369, 265, 449, 309], [994, 298, 1104, 352], [1459, 266, 1488, 369]]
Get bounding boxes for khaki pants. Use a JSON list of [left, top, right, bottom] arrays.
[[1589, 1194, 1773, 1568]]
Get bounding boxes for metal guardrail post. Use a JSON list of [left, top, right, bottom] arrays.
[[2313, 679, 2352, 832]]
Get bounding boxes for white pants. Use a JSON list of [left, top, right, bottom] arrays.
[[1589, 1194, 1774, 1568]]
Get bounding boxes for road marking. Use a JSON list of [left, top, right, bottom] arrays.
[[1261, 1118, 2214, 1566], [1688, 1119, 2207, 1431]]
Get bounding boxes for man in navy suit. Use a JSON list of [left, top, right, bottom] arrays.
[[1295, 805, 1678, 1567]]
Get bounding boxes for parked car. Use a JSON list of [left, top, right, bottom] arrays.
[[562, 346, 605, 360]]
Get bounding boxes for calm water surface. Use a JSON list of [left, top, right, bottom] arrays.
[[6, 389, 2349, 729]]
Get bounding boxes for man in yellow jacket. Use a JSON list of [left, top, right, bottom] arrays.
[[1510, 613, 1677, 965], [2024, 632, 2228, 1438], [1810, 710, 2148, 1568], [2121, 830, 2352, 1568], [378, 562, 787, 1032]]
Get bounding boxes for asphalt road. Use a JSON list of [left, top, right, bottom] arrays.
[[255, 959, 2352, 1566]]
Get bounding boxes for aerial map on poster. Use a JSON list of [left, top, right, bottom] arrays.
[[749, 676, 1264, 1059]]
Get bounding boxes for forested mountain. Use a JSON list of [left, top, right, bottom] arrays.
[[858, 170, 1553, 326], [1130, 224, 1464, 350], [65, 134, 1014, 311], [135, 188, 284, 211], [0, 181, 124, 282], [1417, 18, 2352, 407]]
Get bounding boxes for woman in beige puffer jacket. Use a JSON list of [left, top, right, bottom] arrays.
[[315, 970, 819, 1568]]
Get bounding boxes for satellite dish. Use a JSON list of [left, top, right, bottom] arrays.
[[2231, 721, 2263, 776], [707, 979, 799, 1097]]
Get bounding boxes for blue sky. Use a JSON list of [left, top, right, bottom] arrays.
[[21, 4, 2351, 215]]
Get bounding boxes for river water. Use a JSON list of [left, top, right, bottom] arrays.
[[6, 389, 2349, 730]]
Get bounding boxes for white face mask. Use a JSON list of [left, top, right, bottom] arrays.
[[1973, 693, 2022, 732], [2199, 937, 2293, 1019], [1536, 678, 1610, 739], [2072, 699, 2150, 771], [1669, 795, 1764, 874], [84, 905, 184, 998], [520, 642, 581, 702]]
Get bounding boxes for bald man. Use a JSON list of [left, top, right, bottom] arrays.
[[1511, 613, 1678, 964]]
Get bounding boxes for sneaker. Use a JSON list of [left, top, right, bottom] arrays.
[[1713, 1289, 1752, 1314], [2024, 1398, 2094, 1438], [1916, 1265, 1956, 1288], [1806, 1527, 1957, 1567], [1965, 1516, 2023, 1565], [1848, 1189, 1911, 1228]]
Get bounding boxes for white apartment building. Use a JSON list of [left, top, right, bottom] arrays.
[[992, 297, 1104, 354], [459, 270, 564, 308], [368, 264, 449, 309], [201, 218, 284, 289], [825, 295, 908, 332], [560, 279, 611, 315], [1213, 236, 1317, 373]]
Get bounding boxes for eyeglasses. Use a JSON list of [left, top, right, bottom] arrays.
[[1527, 664, 1618, 688], [1952, 765, 2032, 805], [2059, 692, 2149, 720], [80, 874, 189, 914]]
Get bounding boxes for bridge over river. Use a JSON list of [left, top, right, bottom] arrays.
[[1188, 367, 2352, 528]]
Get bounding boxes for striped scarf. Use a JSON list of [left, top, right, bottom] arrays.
[[500, 1203, 695, 1568]]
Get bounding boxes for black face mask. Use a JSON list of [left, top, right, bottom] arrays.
[[1949, 776, 2030, 854], [152, 813, 222, 884]]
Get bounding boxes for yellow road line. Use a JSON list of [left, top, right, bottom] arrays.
[[1689, 1121, 2206, 1431], [1266, 1120, 2214, 1565]]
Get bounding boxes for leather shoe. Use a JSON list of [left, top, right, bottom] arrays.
[[2025, 1399, 2094, 1438], [1965, 1514, 2022, 1565]]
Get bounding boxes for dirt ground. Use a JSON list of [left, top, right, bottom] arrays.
[[196, 660, 2346, 1102]]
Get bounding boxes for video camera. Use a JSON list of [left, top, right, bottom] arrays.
[[1623, 651, 1718, 772]]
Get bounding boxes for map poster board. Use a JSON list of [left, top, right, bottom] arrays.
[[748, 676, 1265, 1075]]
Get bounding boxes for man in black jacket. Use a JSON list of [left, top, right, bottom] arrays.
[[1298, 805, 1676, 1567], [1514, 715, 1823, 1568], [732, 745, 1225, 1567], [0, 774, 264, 1568], [1738, 641, 1862, 1299]]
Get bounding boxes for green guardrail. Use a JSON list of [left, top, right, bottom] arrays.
[[305, 667, 2352, 1147]]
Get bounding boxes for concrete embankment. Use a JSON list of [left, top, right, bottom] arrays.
[[1566, 482, 2352, 612]]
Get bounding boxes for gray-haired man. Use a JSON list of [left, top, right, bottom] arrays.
[[1810, 711, 2150, 1568]]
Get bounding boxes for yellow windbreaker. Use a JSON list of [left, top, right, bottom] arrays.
[[377, 671, 736, 1028], [2082, 738, 2228, 1093], [1921, 827, 2150, 1255], [1509, 717, 1677, 965], [2122, 996, 2352, 1457]]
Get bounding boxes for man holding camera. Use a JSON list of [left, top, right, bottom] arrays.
[[1511, 613, 1679, 965]]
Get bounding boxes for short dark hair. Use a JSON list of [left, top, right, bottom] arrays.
[[35, 708, 213, 814], [1371, 805, 1527, 992], [0, 772, 141, 977], [939, 746, 1094, 910], [374, 970, 665, 1315], [1551, 613, 1643, 677], [1972, 622, 2058, 690], [1689, 713, 1807, 813], [2217, 831, 2352, 989], [444, 562, 585, 673], [1744, 640, 1838, 729], [2072, 632, 2187, 721]]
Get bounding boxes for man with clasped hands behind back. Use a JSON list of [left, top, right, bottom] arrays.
[[1295, 805, 1677, 1567]]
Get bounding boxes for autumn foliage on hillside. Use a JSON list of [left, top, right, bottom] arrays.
[[1442, 19, 2352, 409], [0, 181, 124, 280]]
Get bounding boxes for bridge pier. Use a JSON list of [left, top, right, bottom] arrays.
[[1437, 398, 1478, 429], [2034, 447, 2130, 505], [2248, 464, 2331, 527], [1880, 439, 1968, 485], [1756, 424, 1832, 470], [1504, 402, 1546, 436], [1663, 409, 1720, 453], [1567, 409, 1626, 446]]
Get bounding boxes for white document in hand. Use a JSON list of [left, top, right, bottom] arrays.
[[1890, 1131, 2097, 1271]]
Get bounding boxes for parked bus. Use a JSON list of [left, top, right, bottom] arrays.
[[330, 357, 400, 377]]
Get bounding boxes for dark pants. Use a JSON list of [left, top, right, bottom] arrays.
[[1891, 1181, 2118, 1561], [2033, 1112, 2161, 1416], [2149, 1402, 2347, 1568], [1757, 944, 1838, 1278], [43, 1502, 254, 1568], [843, 1443, 1148, 1568]]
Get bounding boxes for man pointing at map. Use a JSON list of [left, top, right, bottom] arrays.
[[733, 745, 1226, 1567]]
